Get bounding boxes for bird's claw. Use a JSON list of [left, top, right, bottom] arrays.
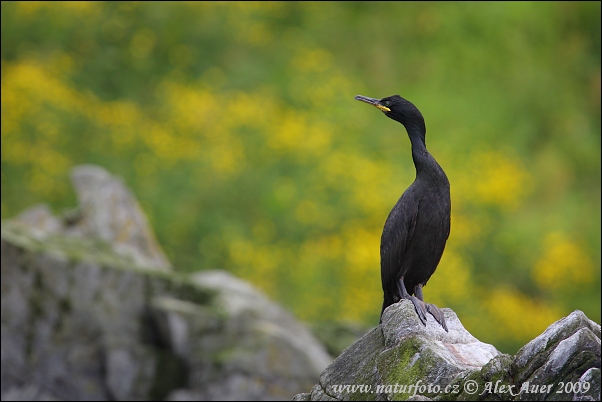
[[405, 296, 429, 326], [401, 296, 448, 331], [426, 303, 448, 332]]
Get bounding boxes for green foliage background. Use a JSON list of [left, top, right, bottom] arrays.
[[1, 1, 600, 354]]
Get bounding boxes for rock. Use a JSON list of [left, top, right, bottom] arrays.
[[1, 225, 164, 401], [380, 301, 501, 367], [154, 270, 332, 401], [69, 165, 172, 271], [15, 205, 62, 235], [574, 368, 601, 402], [296, 301, 504, 401], [511, 310, 601, 401], [293, 302, 601, 401], [190, 270, 332, 378], [1, 164, 331, 401], [0, 385, 59, 401], [12, 165, 172, 272]]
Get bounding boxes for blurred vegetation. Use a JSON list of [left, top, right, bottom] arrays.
[[1, 1, 600, 354]]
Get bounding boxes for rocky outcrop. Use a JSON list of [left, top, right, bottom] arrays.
[[293, 302, 601, 401], [14, 164, 172, 271], [1, 165, 331, 401], [158, 270, 333, 401]]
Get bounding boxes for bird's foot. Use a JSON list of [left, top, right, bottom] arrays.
[[426, 303, 448, 332], [403, 295, 429, 326]]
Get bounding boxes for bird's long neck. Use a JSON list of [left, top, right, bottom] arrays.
[[407, 124, 428, 167], [406, 124, 446, 183]]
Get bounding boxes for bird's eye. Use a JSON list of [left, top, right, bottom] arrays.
[[383, 101, 391, 107]]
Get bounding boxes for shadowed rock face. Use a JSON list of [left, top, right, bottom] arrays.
[[1, 164, 331, 401], [293, 302, 600, 401]]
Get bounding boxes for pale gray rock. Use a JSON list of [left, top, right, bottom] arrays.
[[69, 164, 172, 271], [11, 165, 171, 272], [512, 310, 601, 402], [574, 368, 600, 401], [1, 164, 331, 401], [1, 385, 58, 401], [191, 270, 332, 376], [294, 303, 601, 401], [153, 270, 332, 401], [380, 301, 500, 367], [15, 204, 62, 235], [299, 300, 504, 401]]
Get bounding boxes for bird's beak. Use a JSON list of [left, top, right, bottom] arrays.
[[354, 95, 390, 112]]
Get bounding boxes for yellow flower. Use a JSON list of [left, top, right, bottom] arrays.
[[533, 232, 595, 291]]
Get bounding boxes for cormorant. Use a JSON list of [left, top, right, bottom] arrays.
[[355, 94, 450, 331]]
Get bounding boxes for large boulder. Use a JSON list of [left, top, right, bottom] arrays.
[[1, 165, 331, 401], [293, 302, 600, 401], [156, 269, 333, 401]]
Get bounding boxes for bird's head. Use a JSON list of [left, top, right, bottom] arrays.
[[354, 94, 425, 132]]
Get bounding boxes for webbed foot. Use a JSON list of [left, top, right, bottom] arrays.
[[396, 277, 428, 326], [426, 303, 448, 332], [415, 284, 448, 332], [407, 295, 429, 326]]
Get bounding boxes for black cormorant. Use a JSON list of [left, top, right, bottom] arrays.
[[355, 94, 450, 331]]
